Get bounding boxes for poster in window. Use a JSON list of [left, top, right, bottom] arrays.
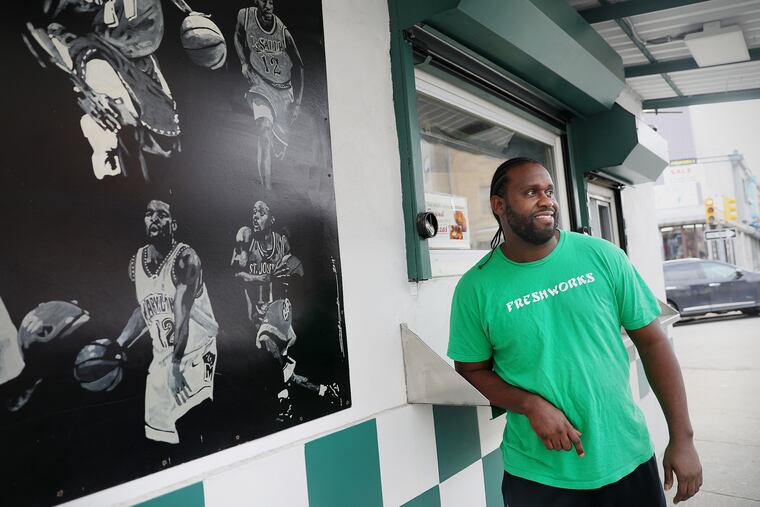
[[426, 193, 471, 249]]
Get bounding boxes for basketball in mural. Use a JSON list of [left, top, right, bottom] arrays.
[[73, 339, 126, 392], [180, 14, 227, 69]]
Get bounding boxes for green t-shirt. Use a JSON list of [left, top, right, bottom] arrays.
[[448, 231, 660, 489]]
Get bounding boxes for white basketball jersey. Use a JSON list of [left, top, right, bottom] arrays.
[[134, 243, 218, 358], [244, 7, 293, 88]]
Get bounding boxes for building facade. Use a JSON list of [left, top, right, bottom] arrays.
[[4, 2, 714, 506]]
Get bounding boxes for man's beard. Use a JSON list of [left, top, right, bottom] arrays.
[[505, 204, 557, 245]]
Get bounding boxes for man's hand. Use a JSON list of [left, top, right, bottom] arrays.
[[663, 438, 702, 503], [235, 271, 269, 283], [168, 361, 189, 395], [525, 396, 585, 457], [20, 310, 44, 336], [242, 63, 258, 84]]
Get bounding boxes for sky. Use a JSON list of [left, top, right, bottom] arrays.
[[689, 99, 760, 177]]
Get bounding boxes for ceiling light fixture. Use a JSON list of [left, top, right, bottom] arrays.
[[684, 21, 749, 67]]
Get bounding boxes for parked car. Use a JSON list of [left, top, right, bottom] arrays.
[[663, 258, 760, 317]]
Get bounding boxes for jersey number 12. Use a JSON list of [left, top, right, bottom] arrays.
[[261, 56, 281, 76], [155, 318, 175, 348]]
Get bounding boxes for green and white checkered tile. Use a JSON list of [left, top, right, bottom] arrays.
[[137, 404, 506, 507], [130, 350, 661, 507]]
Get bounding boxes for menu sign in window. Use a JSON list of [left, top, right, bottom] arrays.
[[426, 193, 471, 249]]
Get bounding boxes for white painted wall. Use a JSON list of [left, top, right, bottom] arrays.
[[623, 182, 668, 299], [621, 180, 676, 460]]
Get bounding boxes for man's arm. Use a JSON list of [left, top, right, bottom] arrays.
[[167, 247, 201, 393], [627, 321, 702, 503], [234, 9, 252, 78], [173, 248, 201, 363], [455, 359, 584, 457], [116, 255, 146, 348], [116, 306, 147, 348], [284, 29, 304, 124], [231, 226, 251, 267], [167, 0, 193, 15]]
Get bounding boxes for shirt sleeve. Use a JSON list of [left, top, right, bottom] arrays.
[[611, 248, 661, 331], [447, 277, 493, 362]]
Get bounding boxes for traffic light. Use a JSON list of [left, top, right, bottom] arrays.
[[704, 198, 716, 225], [723, 196, 738, 222]]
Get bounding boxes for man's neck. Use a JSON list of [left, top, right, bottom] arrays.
[[253, 229, 274, 247], [258, 14, 274, 31], [500, 230, 560, 263], [148, 239, 175, 261]]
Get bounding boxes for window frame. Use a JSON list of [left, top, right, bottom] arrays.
[[587, 182, 621, 247], [414, 69, 571, 277]]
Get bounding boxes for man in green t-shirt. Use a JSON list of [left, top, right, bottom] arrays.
[[448, 158, 702, 505]]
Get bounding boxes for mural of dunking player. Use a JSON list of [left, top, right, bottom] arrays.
[[24, 0, 227, 181], [1, 1, 348, 505]]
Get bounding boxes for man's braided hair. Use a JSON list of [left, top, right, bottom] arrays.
[[478, 157, 541, 269]]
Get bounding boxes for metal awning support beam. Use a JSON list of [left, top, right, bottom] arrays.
[[626, 48, 760, 77], [579, 0, 710, 24], [643, 88, 760, 109]]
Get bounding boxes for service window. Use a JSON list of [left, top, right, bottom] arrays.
[[415, 71, 569, 276]]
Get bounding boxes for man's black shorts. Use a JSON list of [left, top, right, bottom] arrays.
[[502, 455, 666, 507]]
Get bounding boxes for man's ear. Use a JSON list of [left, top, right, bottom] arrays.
[[171, 220, 178, 233], [490, 195, 505, 216]]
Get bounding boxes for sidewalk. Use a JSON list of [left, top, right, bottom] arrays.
[[665, 314, 760, 506]]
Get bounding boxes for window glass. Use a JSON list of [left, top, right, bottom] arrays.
[[417, 92, 557, 251], [664, 263, 703, 282], [702, 262, 737, 280], [660, 225, 707, 260], [598, 203, 613, 242]]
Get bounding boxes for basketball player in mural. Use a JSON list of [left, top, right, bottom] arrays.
[[231, 200, 340, 421], [116, 199, 218, 444], [234, 0, 304, 189], [0, 298, 91, 412], [24, 0, 226, 181], [231, 200, 303, 330]]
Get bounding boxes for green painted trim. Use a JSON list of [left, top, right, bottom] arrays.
[[643, 88, 760, 109], [305, 419, 384, 507], [565, 124, 590, 229], [134, 483, 204, 507], [625, 48, 760, 78], [579, 0, 709, 24], [424, 0, 624, 115], [389, 7, 432, 281], [568, 104, 668, 186]]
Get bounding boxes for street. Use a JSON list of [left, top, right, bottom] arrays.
[[666, 312, 760, 506]]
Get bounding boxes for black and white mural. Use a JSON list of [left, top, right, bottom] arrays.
[[0, 1, 348, 505]]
